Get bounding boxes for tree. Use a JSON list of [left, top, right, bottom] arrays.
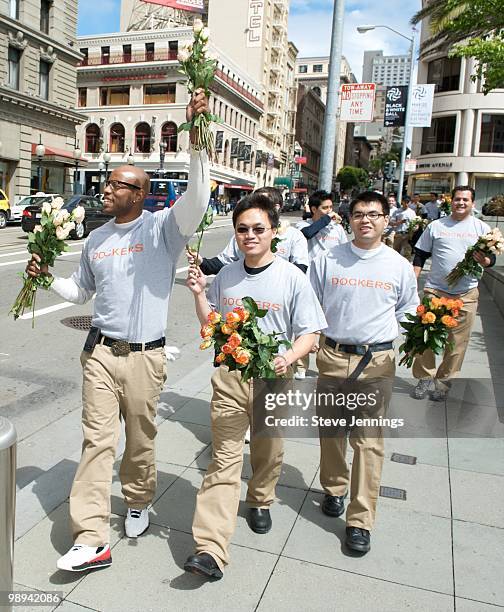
[[336, 166, 369, 191], [411, 0, 504, 94], [369, 151, 400, 177]]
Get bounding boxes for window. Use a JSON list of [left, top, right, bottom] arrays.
[[8, 47, 20, 90], [123, 44, 132, 63], [168, 40, 178, 59], [78, 88, 87, 107], [100, 86, 130, 106], [109, 123, 125, 153], [421, 115, 457, 154], [39, 60, 50, 100], [313, 64, 323, 73], [145, 42, 155, 62], [298, 65, 307, 73], [312, 86, 321, 97], [85, 124, 100, 153], [161, 122, 177, 152], [480, 114, 504, 153], [135, 123, 151, 153], [101, 46, 110, 65], [9, 0, 19, 19], [143, 83, 175, 104], [40, 0, 51, 35], [80, 48, 88, 66], [427, 57, 461, 93]]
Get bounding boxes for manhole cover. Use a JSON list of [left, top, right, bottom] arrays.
[[380, 486, 407, 501], [391, 453, 417, 465], [61, 316, 92, 331]]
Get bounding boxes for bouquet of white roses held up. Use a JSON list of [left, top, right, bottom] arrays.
[[189, 203, 214, 261], [177, 18, 222, 158], [10, 197, 85, 326], [446, 227, 504, 288]]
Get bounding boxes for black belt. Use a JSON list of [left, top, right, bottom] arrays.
[[100, 334, 165, 356], [324, 337, 394, 381]]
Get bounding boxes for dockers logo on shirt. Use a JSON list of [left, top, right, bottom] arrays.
[[439, 231, 479, 239], [92, 243, 144, 260], [331, 276, 393, 291], [223, 297, 282, 311]]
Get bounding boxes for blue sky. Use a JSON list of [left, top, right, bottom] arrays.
[[77, 0, 421, 80]]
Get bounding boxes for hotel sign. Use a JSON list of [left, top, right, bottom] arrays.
[[247, 1, 264, 48]]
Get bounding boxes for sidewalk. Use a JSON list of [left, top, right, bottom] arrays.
[[12, 284, 504, 612]]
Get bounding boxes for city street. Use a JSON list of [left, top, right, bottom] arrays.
[[1, 215, 503, 612]]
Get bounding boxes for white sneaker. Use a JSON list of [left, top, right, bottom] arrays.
[[56, 543, 111, 572], [294, 368, 306, 380], [125, 508, 149, 538]]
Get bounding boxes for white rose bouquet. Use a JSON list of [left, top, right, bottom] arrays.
[[177, 18, 222, 158], [10, 197, 85, 325]]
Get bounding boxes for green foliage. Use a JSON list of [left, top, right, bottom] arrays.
[[336, 166, 369, 191], [451, 37, 504, 94]]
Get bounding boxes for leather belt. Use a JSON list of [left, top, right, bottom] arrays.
[[100, 334, 165, 356], [324, 337, 394, 381]]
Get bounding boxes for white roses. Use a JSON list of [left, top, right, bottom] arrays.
[[51, 196, 64, 210], [73, 205, 85, 224], [55, 221, 75, 241]]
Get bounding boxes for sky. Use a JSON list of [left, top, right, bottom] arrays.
[[77, 0, 421, 81]]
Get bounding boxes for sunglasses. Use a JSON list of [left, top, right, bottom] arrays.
[[105, 179, 142, 192], [236, 226, 273, 235]]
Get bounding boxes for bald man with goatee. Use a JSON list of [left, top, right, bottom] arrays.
[[26, 91, 211, 572]]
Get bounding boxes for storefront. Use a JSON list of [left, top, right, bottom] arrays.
[[30, 145, 87, 196], [408, 173, 453, 200]]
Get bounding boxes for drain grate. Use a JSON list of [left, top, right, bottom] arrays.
[[380, 486, 407, 501], [391, 453, 417, 465], [61, 316, 92, 331]]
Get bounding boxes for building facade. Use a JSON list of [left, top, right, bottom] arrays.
[[76, 27, 262, 200], [409, 26, 504, 207], [295, 83, 324, 191], [0, 0, 86, 200], [362, 50, 411, 87]]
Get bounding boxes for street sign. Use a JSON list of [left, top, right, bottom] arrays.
[[409, 84, 435, 127], [294, 156, 307, 165], [405, 158, 417, 172], [340, 83, 376, 122], [384, 86, 408, 127]]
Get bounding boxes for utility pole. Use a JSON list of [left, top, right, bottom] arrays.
[[396, 34, 416, 204], [318, 0, 345, 192]]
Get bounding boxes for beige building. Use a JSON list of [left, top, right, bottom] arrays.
[[208, 0, 296, 187], [0, 0, 86, 200], [76, 27, 262, 199]]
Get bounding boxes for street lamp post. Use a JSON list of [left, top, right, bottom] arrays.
[[73, 141, 82, 195], [159, 140, 167, 176], [35, 135, 46, 193], [103, 151, 111, 182], [357, 24, 416, 204], [98, 161, 105, 194]]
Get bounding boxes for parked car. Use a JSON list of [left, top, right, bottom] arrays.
[[21, 195, 112, 238], [0, 188, 10, 229], [9, 193, 61, 223]]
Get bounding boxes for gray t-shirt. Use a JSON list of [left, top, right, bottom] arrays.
[[310, 242, 419, 344], [296, 218, 348, 261], [423, 200, 440, 220], [416, 215, 491, 294], [207, 256, 327, 348], [218, 223, 309, 268], [393, 207, 416, 233]]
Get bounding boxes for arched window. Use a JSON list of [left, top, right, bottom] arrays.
[[312, 86, 321, 97], [109, 123, 125, 153], [135, 122, 151, 153], [85, 123, 100, 153], [161, 121, 177, 153]]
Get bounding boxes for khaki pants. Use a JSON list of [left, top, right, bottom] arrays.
[[316, 339, 395, 530], [192, 366, 284, 568], [393, 232, 412, 260], [413, 287, 479, 383], [383, 231, 395, 248], [295, 353, 309, 372], [70, 344, 167, 545]]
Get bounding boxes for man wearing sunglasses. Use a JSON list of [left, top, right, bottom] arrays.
[[184, 193, 326, 580], [26, 90, 210, 572], [309, 191, 418, 554]]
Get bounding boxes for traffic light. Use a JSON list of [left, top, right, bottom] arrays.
[[383, 161, 392, 179], [390, 160, 397, 174]]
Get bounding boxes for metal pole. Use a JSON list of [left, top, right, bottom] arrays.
[[397, 34, 416, 204], [0, 418, 17, 612], [37, 158, 43, 192], [74, 162, 79, 195], [319, 0, 345, 191]]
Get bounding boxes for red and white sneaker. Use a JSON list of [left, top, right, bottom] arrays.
[[56, 544, 112, 572]]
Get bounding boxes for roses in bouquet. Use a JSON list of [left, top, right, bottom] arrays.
[[177, 18, 222, 158], [446, 227, 504, 288], [399, 295, 463, 368], [10, 197, 85, 326], [199, 296, 290, 383], [407, 216, 428, 236]]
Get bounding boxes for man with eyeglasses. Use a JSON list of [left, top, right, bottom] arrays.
[[310, 191, 418, 554], [183, 193, 326, 580], [26, 90, 210, 572]]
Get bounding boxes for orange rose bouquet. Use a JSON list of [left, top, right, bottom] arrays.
[[399, 295, 463, 368], [199, 296, 290, 382]]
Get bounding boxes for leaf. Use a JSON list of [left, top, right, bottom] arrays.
[[242, 296, 259, 316]]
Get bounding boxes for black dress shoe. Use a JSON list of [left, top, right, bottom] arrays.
[[184, 553, 223, 580], [321, 494, 346, 517], [345, 527, 371, 553], [248, 508, 272, 534]]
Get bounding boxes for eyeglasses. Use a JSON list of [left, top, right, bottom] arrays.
[[351, 211, 386, 221], [236, 226, 273, 235], [105, 179, 142, 192]]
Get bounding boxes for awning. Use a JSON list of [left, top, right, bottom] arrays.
[[293, 188, 308, 193], [274, 176, 293, 188], [31, 144, 88, 166], [223, 183, 254, 191]]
